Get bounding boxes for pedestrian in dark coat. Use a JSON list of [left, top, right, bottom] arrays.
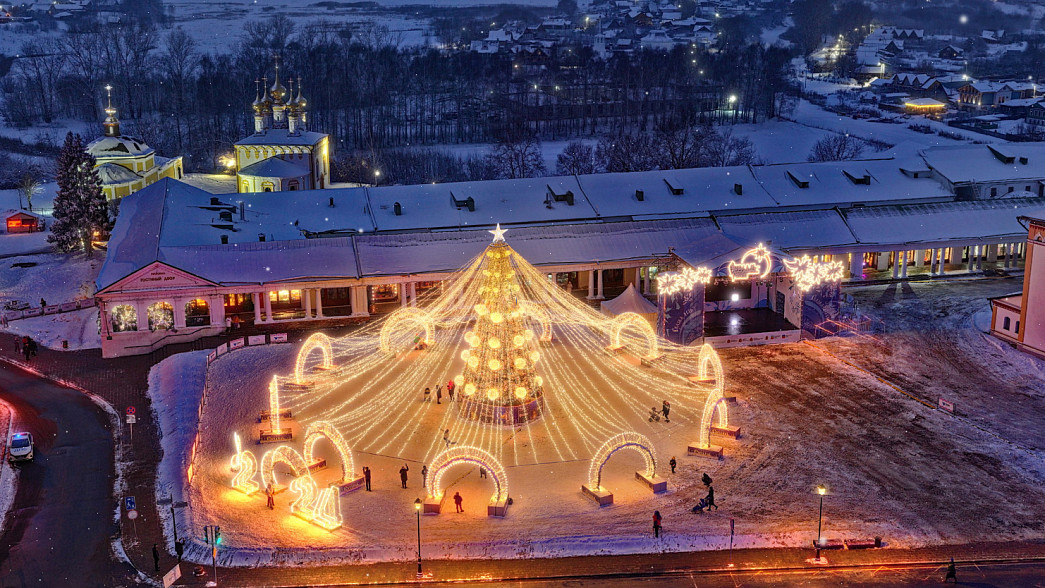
[[400, 464, 410, 488], [479, 466, 487, 479], [702, 473, 712, 487], [421, 465, 428, 487], [175, 539, 184, 562], [443, 429, 452, 448], [669, 456, 677, 474], [944, 558, 957, 583], [152, 543, 160, 571], [363, 466, 372, 491], [40, 298, 46, 309], [454, 491, 464, 513], [28, 338, 36, 357], [266, 483, 275, 509], [706, 485, 717, 510], [13, 335, 20, 353], [436, 385, 443, 404], [653, 511, 662, 538], [21, 336, 30, 362], [662, 400, 671, 423]]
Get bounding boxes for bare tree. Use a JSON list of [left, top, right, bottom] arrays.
[[703, 128, 758, 167], [808, 134, 865, 162], [555, 141, 597, 175], [161, 28, 201, 153], [17, 171, 43, 212], [596, 133, 659, 173], [486, 133, 546, 179]]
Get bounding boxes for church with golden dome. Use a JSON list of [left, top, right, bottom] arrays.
[[234, 60, 330, 193], [88, 86, 184, 200]]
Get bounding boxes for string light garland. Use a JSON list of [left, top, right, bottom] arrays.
[[302, 421, 355, 484], [427, 445, 508, 502], [295, 333, 334, 385], [727, 243, 773, 281], [230, 432, 260, 495], [655, 266, 712, 295], [378, 307, 434, 354], [783, 255, 846, 293], [609, 312, 659, 360], [694, 344, 729, 449], [260, 445, 308, 491]]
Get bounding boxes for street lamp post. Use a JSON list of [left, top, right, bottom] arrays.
[[815, 484, 826, 562], [414, 498, 423, 575]]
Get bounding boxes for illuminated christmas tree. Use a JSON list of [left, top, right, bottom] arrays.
[[454, 225, 546, 425]]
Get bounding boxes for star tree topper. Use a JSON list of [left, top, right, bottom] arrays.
[[489, 223, 507, 243]]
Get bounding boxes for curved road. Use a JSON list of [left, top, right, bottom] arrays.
[[0, 362, 134, 587]]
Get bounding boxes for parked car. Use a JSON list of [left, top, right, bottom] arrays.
[[3, 300, 29, 311], [8, 432, 33, 462]]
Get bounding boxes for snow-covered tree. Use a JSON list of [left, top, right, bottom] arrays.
[[555, 141, 597, 176], [808, 134, 864, 162], [49, 132, 108, 258]]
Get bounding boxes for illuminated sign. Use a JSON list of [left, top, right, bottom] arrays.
[[727, 244, 773, 281]]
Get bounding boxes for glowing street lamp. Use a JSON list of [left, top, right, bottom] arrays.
[[414, 498, 423, 575], [815, 484, 827, 562], [374, 169, 382, 186]]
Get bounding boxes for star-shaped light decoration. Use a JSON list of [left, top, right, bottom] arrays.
[[489, 223, 507, 243]]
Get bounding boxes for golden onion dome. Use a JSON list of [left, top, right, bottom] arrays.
[[292, 77, 308, 110]]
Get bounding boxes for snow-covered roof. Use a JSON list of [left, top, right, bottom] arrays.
[[845, 198, 1045, 246], [234, 128, 327, 147], [576, 167, 772, 218], [921, 144, 1045, 184], [238, 157, 309, 179], [95, 162, 141, 184], [86, 135, 154, 159]]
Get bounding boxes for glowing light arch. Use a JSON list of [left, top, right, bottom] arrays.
[[260, 445, 308, 490], [379, 307, 434, 354], [518, 300, 552, 341], [610, 312, 659, 359], [427, 446, 508, 503], [294, 333, 334, 385], [302, 421, 354, 484], [588, 432, 657, 490], [695, 345, 729, 448], [230, 450, 260, 495]]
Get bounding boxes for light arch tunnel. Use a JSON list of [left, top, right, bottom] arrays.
[[426, 446, 508, 504], [294, 332, 335, 385], [260, 421, 356, 488], [518, 300, 552, 341], [379, 307, 435, 354], [588, 431, 658, 490], [695, 343, 729, 449], [609, 312, 659, 359]]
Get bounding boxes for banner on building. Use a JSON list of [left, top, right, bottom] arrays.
[[658, 285, 705, 345]]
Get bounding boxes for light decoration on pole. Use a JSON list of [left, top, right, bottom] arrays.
[[588, 432, 657, 490], [229, 432, 260, 495], [302, 421, 354, 484], [783, 255, 846, 293], [267, 376, 283, 434], [727, 243, 773, 281], [378, 307, 434, 354], [294, 333, 334, 385], [427, 446, 508, 503], [655, 266, 712, 295]]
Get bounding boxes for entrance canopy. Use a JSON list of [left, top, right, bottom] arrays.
[[601, 283, 657, 319]]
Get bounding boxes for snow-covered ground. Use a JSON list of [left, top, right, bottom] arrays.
[[154, 277, 1045, 566], [0, 251, 101, 350], [0, 400, 17, 538]]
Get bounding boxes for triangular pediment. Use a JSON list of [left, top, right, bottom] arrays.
[[102, 262, 217, 293]]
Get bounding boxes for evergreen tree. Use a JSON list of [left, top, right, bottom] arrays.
[[49, 132, 108, 258]]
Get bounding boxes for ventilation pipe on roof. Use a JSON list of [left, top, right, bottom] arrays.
[[734, 183, 743, 195], [239, 201, 245, 221], [329, 196, 335, 207], [635, 190, 644, 201], [1020, 157, 1029, 165], [219, 210, 233, 222], [258, 233, 266, 242], [393, 202, 403, 216], [220, 235, 229, 245], [210, 197, 220, 205]]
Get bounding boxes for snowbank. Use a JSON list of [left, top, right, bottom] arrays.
[[0, 400, 17, 537]]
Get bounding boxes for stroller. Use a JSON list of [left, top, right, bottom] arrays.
[[648, 407, 661, 422], [691, 497, 709, 513]]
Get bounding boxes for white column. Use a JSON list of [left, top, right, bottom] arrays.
[[900, 250, 908, 278], [642, 267, 650, 294], [587, 270, 596, 299], [596, 269, 605, 299], [987, 244, 998, 263], [350, 286, 369, 317], [400, 283, 407, 307], [315, 288, 324, 318], [263, 290, 273, 322], [304, 288, 312, 318], [877, 252, 889, 271], [967, 246, 976, 271], [134, 300, 148, 331], [409, 282, 417, 307], [891, 252, 900, 279], [173, 299, 187, 328], [937, 249, 946, 275], [210, 295, 224, 326], [948, 247, 960, 270], [849, 253, 863, 279], [914, 249, 926, 268], [252, 292, 262, 324], [976, 246, 983, 270]]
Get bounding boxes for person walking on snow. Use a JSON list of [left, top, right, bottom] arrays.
[[652, 511, 662, 538], [175, 539, 184, 563], [706, 485, 718, 510], [266, 483, 275, 509], [702, 473, 712, 487], [21, 336, 30, 362], [447, 380, 455, 402], [423, 387, 431, 402], [436, 385, 442, 404], [400, 464, 410, 488], [152, 543, 160, 571], [454, 491, 464, 513], [444, 429, 452, 448], [363, 466, 372, 491], [13, 335, 20, 354], [669, 456, 677, 474], [662, 400, 671, 423], [944, 558, 957, 583], [479, 466, 487, 479], [421, 465, 428, 487]]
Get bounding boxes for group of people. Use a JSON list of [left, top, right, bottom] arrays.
[[648, 400, 671, 423], [14, 335, 38, 362], [651, 471, 720, 539], [423, 380, 458, 404], [356, 462, 467, 513]]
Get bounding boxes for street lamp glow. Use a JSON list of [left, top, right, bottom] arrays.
[[817, 484, 826, 495], [729, 95, 737, 103]]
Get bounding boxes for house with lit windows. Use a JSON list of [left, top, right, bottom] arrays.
[[990, 216, 1045, 358], [233, 62, 330, 193]]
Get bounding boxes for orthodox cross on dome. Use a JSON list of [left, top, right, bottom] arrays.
[[489, 223, 507, 243]]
